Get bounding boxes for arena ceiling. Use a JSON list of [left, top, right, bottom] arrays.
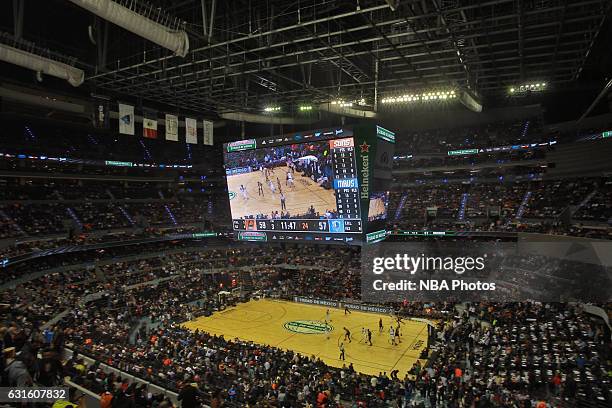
[[1, 0, 611, 116]]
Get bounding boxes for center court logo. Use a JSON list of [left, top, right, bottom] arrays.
[[283, 320, 332, 335]]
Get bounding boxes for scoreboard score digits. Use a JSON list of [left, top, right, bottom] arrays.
[[232, 218, 362, 233]]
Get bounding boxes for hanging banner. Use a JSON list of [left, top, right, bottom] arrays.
[[143, 110, 158, 139], [118, 103, 135, 135], [185, 117, 198, 144], [92, 96, 109, 128], [165, 114, 179, 141], [203, 119, 214, 145]]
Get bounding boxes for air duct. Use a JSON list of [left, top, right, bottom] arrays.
[[219, 111, 313, 125], [0, 85, 86, 112], [0, 44, 84, 86], [68, 0, 189, 57], [318, 102, 378, 119], [459, 88, 483, 113]]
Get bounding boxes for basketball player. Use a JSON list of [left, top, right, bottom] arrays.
[[343, 327, 351, 343], [344, 305, 352, 315], [240, 184, 249, 200], [389, 325, 396, 346], [257, 181, 264, 196], [395, 323, 402, 343], [379, 318, 384, 334], [286, 171, 295, 188], [360, 327, 367, 343], [268, 179, 276, 195], [325, 308, 331, 323], [367, 329, 373, 346], [276, 177, 282, 193], [339, 342, 345, 361], [280, 192, 286, 211]]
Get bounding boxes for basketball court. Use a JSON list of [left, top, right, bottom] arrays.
[[368, 196, 387, 220], [183, 299, 429, 376], [226, 169, 337, 218]]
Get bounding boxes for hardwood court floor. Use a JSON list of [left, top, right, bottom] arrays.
[[226, 169, 336, 219], [183, 299, 429, 376], [368, 197, 387, 220]]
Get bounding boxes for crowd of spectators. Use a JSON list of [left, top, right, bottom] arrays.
[[0, 124, 219, 166], [394, 119, 543, 154], [0, 225, 210, 260], [416, 302, 610, 407], [0, 179, 175, 201], [0, 194, 212, 238], [1, 243, 610, 407], [393, 149, 547, 170], [389, 177, 611, 236], [0, 239, 212, 285]]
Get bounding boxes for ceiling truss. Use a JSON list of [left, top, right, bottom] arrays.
[[80, 0, 610, 114]]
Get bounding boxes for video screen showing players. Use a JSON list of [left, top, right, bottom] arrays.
[[368, 191, 389, 221], [224, 137, 362, 235]]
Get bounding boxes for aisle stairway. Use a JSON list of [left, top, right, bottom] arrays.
[[394, 192, 409, 220], [239, 270, 254, 293]]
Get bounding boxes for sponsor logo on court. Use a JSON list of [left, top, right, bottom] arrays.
[[283, 320, 333, 335], [228, 191, 236, 200]]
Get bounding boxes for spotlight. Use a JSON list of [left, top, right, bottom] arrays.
[[380, 89, 458, 105], [331, 99, 354, 107], [508, 82, 547, 95]]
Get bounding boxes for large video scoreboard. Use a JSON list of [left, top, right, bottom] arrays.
[[223, 124, 394, 244]]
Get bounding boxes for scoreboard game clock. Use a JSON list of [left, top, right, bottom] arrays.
[[223, 124, 394, 245]]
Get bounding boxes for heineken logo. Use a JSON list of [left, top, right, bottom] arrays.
[[228, 191, 236, 200], [283, 320, 332, 335]]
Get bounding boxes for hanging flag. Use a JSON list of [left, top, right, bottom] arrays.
[[185, 117, 198, 144], [118, 103, 135, 135], [203, 119, 214, 145], [165, 114, 179, 141], [92, 96, 109, 128], [143, 110, 158, 139]]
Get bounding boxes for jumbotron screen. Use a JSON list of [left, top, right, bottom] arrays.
[[224, 129, 362, 242]]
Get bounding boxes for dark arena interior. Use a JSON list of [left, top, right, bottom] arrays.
[[1, 1, 612, 407]]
